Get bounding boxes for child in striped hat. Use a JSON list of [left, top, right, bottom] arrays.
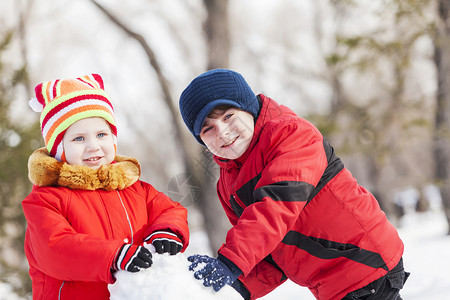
[[22, 74, 189, 299]]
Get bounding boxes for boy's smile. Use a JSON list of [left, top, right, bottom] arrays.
[[200, 107, 254, 160], [62, 117, 116, 169], [222, 135, 239, 147]]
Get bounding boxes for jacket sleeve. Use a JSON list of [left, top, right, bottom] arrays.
[[141, 182, 190, 251], [22, 190, 123, 284], [238, 258, 288, 300], [219, 118, 328, 275]]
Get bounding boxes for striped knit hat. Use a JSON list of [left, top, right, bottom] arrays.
[[29, 74, 117, 162]]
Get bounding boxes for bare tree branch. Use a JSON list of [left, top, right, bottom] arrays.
[[89, 0, 196, 177]]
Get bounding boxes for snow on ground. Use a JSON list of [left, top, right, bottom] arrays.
[[398, 210, 450, 300]]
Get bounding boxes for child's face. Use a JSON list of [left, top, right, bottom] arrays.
[[200, 107, 254, 160], [62, 117, 115, 169]]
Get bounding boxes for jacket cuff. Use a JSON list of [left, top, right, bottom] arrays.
[[231, 279, 251, 300], [218, 254, 243, 282], [144, 230, 183, 246]]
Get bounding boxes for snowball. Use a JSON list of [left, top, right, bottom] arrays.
[[108, 244, 242, 300]]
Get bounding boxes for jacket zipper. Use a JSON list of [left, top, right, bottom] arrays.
[[230, 194, 246, 217], [116, 191, 134, 244], [232, 194, 245, 208], [58, 281, 65, 300]]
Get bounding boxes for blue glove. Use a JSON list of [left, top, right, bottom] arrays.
[[187, 254, 242, 292]]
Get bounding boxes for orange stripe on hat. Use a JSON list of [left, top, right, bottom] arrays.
[[43, 81, 53, 105], [44, 105, 114, 146], [78, 75, 100, 89]]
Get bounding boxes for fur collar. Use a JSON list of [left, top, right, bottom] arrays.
[[28, 148, 141, 191]]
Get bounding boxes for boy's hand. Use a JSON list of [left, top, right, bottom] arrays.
[[144, 230, 183, 255], [187, 254, 242, 292], [114, 244, 152, 272]]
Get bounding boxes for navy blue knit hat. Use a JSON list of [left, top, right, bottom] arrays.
[[179, 69, 260, 144]]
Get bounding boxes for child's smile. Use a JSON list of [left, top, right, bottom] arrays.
[[222, 135, 239, 148], [200, 108, 254, 160], [83, 155, 104, 167]]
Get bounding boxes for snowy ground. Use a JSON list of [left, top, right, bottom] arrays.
[[1, 209, 449, 299], [397, 210, 450, 300]]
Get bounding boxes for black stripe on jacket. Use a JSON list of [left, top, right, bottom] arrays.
[[308, 139, 344, 202], [229, 138, 344, 217], [282, 231, 388, 271]]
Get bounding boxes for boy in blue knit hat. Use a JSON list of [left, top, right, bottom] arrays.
[[180, 69, 409, 300]]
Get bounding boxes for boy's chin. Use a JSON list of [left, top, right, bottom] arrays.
[[215, 149, 246, 160]]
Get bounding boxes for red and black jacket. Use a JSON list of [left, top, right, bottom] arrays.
[[216, 95, 404, 300]]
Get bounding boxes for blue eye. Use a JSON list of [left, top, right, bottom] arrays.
[[97, 133, 105, 138], [73, 136, 84, 142], [224, 113, 233, 120]]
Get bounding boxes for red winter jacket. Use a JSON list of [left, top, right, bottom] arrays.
[[216, 95, 404, 300], [22, 149, 189, 300]]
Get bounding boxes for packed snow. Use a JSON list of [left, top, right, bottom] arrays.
[[108, 244, 241, 300]]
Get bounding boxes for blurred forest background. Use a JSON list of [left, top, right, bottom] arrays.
[[1, 0, 450, 298]]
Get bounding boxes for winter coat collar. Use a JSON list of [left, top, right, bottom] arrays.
[[214, 94, 295, 169], [28, 147, 141, 191]]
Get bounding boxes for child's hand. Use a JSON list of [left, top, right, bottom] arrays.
[[114, 244, 153, 272], [144, 230, 183, 255], [187, 254, 242, 292]]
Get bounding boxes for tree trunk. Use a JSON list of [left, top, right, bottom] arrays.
[[433, 0, 450, 235], [198, 0, 231, 252], [203, 0, 230, 69]]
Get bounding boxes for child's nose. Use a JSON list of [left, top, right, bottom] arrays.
[[217, 123, 230, 138], [86, 139, 100, 151]]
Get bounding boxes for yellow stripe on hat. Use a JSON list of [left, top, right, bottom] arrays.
[[45, 109, 116, 151], [40, 89, 111, 123]]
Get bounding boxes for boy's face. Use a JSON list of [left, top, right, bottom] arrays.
[[200, 107, 254, 160], [62, 117, 116, 169]]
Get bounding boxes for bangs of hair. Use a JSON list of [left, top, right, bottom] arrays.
[[207, 105, 235, 118]]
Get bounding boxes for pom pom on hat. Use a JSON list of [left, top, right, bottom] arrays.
[[30, 74, 117, 161], [29, 97, 44, 112], [179, 69, 259, 144]]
